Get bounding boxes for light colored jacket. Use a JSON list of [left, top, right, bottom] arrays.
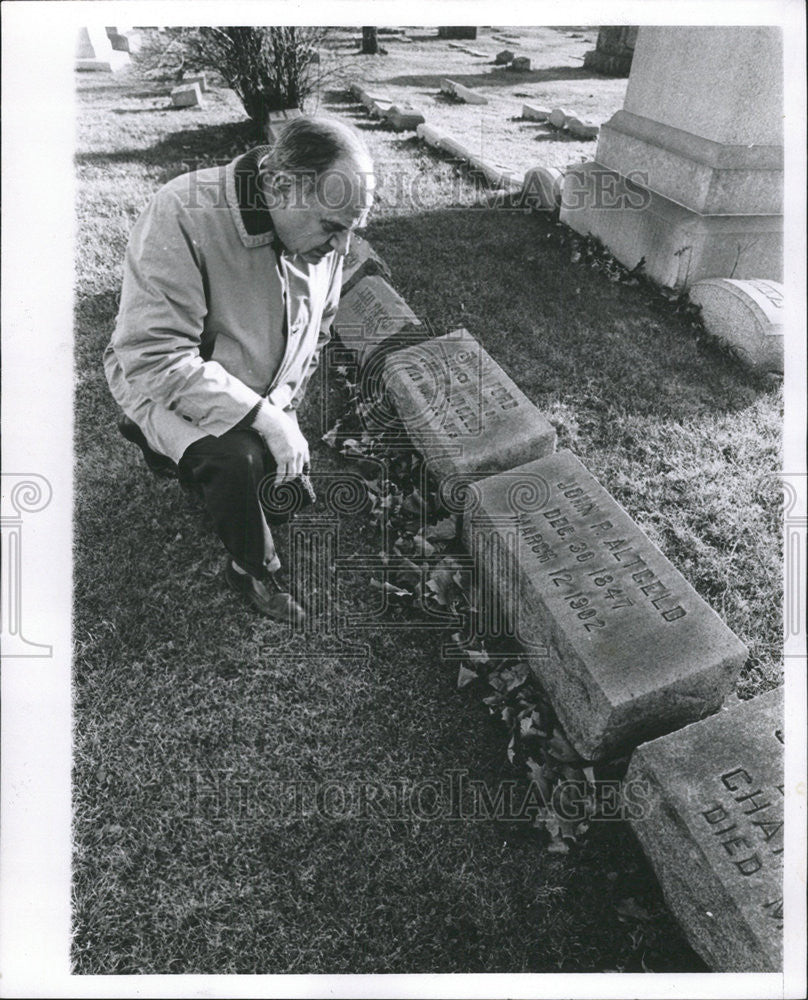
[[104, 149, 342, 464]]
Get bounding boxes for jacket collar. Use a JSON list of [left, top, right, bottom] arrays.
[[225, 145, 281, 249]]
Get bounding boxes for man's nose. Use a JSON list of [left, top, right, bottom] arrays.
[[329, 230, 351, 256]]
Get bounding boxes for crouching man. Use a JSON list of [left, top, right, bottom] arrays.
[[104, 116, 374, 622]]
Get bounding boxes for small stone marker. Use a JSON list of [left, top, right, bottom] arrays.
[[462, 449, 748, 760], [340, 236, 391, 294], [171, 83, 204, 109], [627, 688, 783, 971], [265, 107, 302, 142], [565, 117, 599, 139], [495, 49, 514, 64], [416, 124, 473, 160], [521, 166, 565, 211], [384, 104, 426, 131], [689, 279, 784, 374], [548, 108, 569, 129], [369, 98, 395, 119], [182, 72, 209, 92], [332, 275, 423, 369], [382, 329, 556, 483], [466, 155, 524, 191], [509, 56, 531, 72], [522, 104, 550, 122], [441, 79, 488, 104]]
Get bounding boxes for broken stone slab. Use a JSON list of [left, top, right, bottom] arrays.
[[509, 56, 531, 72], [440, 79, 488, 104], [369, 98, 395, 118], [462, 448, 748, 760], [689, 279, 784, 374], [548, 108, 569, 129], [384, 104, 426, 131], [382, 329, 556, 483], [521, 166, 565, 211], [415, 124, 473, 160], [340, 236, 392, 294], [627, 687, 783, 971], [332, 275, 424, 370], [171, 83, 204, 109], [495, 49, 515, 64], [265, 107, 302, 142], [565, 117, 599, 140], [522, 104, 550, 122]]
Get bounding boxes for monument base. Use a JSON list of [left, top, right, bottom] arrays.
[[560, 162, 783, 289]]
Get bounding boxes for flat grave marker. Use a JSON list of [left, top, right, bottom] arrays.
[[462, 449, 748, 759], [627, 688, 783, 971], [382, 329, 556, 482], [332, 275, 423, 369]]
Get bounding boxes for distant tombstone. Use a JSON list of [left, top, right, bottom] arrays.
[[689, 279, 784, 374], [384, 104, 426, 131], [76, 26, 130, 71], [265, 107, 302, 142], [440, 79, 488, 105], [522, 104, 550, 122], [583, 26, 638, 76], [340, 236, 392, 294], [171, 83, 204, 109], [627, 688, 783, 971], [182, 73, 209, 92], [332, 275, 424, 369], [495, 49, 514, 64], [565, 117, 599, 139], [369, 98, 395, 119], [521, 166, 565, 212], [462, 448, 748, 760], [438, 27, 478, 40], [509, 56, 531, 72], [382, 329, 556, 482]]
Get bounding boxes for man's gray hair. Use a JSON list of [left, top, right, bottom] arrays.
[[259, 115, 373, 178]]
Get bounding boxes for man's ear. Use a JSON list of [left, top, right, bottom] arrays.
[[263, 170, 296, 210]]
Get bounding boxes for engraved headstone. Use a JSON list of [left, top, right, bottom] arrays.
[[332, 275, 423, 369], [627, 688, 783, 971], [382, 329, 556, 483], [341, 236, 391, 294], [689, 279, 784, 373], [462, 449, 748, 759]]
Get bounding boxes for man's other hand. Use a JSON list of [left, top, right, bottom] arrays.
[[251, 401, 310, 484]]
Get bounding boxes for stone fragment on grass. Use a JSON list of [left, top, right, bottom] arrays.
[[509, 56, 531, 71], [522, 104, 550, 122], [441, 79, 488, 104], [627, 687, 783, 971], [382, 329, 556, 484], [462, 448, 748, 760], [171, 83, 204, 108], [565, 117, 599, 139], [495, 49, 515, 64], [689, 279, 784, 374], [384, 104, 426, 131], [548, 108, 569, 129]]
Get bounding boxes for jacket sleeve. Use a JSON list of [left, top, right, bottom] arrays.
[[285, 253, 342, 412], [111, 189, 262, 435]]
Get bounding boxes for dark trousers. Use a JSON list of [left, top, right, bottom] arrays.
[[178, 428, 280, 578]]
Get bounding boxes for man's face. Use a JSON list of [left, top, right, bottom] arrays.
[[266, 156, 374, 264]]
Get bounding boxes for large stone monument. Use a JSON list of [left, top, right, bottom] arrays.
[[627, 688, 783, 971], [561, 27, 783, 288], [75, 26, 130, 72]]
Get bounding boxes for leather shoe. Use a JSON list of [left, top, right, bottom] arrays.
[[224, 560, 305, 626]]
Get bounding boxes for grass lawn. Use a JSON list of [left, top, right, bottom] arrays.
[[73, 28, 782, 975]]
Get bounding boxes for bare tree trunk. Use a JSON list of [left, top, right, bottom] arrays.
[[361, 27, 379, 55]]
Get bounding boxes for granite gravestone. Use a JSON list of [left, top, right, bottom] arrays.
[[689, 278, 784, 374], [332, 275, 423, 369], [382, 329, 556, 483], [462, 449, 748, 759], [627, 687, 783, 971]]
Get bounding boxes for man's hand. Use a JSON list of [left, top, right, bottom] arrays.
[[251, 401, 309, 484]]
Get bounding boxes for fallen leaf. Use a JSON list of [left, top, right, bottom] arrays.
[[457, 665, 477, 688]]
